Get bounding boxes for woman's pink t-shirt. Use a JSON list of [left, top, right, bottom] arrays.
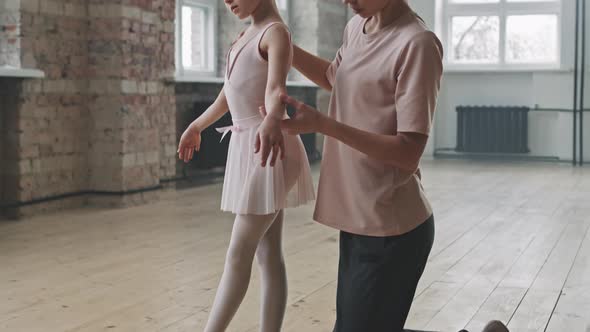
[[313, 12, 444, 236]]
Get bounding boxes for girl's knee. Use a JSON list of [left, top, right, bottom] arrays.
[[256, 242, 284, 267], [226, 243, 256, 268]]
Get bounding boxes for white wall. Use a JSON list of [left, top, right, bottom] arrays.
[[412, 0, 590, 162], [410, 0, 437, 157]]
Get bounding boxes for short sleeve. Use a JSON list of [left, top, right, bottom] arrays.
[[326, 21, 351, 86], [395, 31, 443, 135]]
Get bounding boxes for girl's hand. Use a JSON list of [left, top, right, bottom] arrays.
[[279, 94, 325, 135], [255, 115, 285, 167], [177, 123, 202, 163]]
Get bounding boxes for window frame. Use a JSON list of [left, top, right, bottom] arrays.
[[175, 0, 218, 79], [438, 0, 563, 71]]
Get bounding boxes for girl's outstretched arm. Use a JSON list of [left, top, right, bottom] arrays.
[[192, 88, 230, 131], [256, 24, 292, 167], [178, 89, 229, 163]]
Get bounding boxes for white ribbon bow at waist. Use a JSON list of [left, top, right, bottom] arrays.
[[215, 115, 265, 142], [215, 125, 242, 142]]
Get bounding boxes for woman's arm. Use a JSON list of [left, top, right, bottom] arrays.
[[292, 21, 350, 91], [279, 95, 427, 171], [320, 115, 427, 171], [292, 45, 333, 91]]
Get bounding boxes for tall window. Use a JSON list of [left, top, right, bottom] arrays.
[[438, 0, 562, 69], [176, 0, 217, 77], [277, 0, 290, 24]]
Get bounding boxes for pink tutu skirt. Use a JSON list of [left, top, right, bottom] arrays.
[[217, 114, 315, 215]]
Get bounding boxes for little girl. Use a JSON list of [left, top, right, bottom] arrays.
[[177, 0, 315, 331]]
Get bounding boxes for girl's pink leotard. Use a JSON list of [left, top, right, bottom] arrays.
[[217, 22, 315, 215]]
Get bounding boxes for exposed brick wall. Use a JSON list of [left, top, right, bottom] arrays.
[[13, 0, 89, 209], [86, 0, 176, 196], [2, 0, 177, 217]]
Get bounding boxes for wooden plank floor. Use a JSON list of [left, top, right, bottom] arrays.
[[1, 159, 589, 332]]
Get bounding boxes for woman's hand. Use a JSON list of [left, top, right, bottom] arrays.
[[255, 115, 285, 167], [177, 123, 202, 163], [279, 94, 326, 135]]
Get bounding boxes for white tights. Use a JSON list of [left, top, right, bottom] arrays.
[[204, 210, 287, 332]]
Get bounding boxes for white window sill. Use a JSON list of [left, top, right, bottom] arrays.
[[287, 80, 317, 88], [444, 66, 573, 74], [166, 75, 318, 87], [0, 67, 45, 78]]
